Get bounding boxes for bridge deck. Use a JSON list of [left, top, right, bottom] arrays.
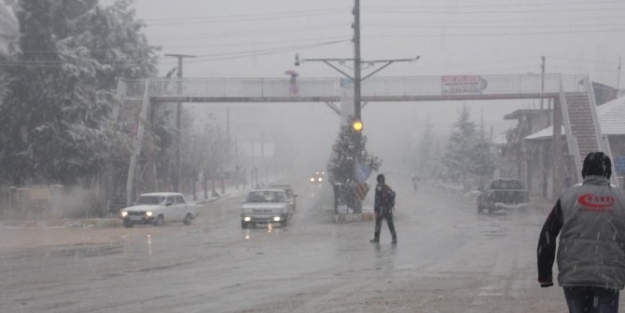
[[118, 74, 584, 103], [151, 93, 561, 103]]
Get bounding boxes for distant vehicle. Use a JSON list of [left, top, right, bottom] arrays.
[[241, 189, 294, 228], [270, 184, 298, 211], [310, 171, 325, 184], [477, 179, 529, 214], [120, 192, 196, 228]]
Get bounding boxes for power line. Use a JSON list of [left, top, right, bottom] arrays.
[[147, 11, 348, 26], [547, 56, 620, 66], [364, 7, 625, 15], [366, 22, 625, 30], [180, 39, 350, 63], [0, 39, 348, 67], [16, 36, 349, 54], [365, 14, 622, 25], [366, 28, 625, 38], [144, 8, 349, 22], [365, 0, 625, 10], [152, 24, 349, 42], [191, 40, 350, 59]]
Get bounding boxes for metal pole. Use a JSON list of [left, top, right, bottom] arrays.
[[540, 56, 545, 110], [617, 56, 622, 91], [164, 53, 195, 192], [353, 0, 362, 121], [352, 0, 363, 183], [552, 97, 563, 201]]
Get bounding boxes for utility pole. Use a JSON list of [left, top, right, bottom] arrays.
[[164, 53, 195, 192], [617, 56, 622, 92], [540, 56, 545, 110], [226, 107, 231, 140], [353, 0, 362, 121], [295, 0, 418, 183]]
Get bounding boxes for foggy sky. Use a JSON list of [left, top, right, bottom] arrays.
[[106, 0, 625, 172]]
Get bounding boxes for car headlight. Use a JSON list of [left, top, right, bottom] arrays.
[[121, 211, 128, 217], [273, 216, 281, 222], [244, 217, 251, 222], [146, 211, 153, 217], [318, 177, 323, 182], [310, 178, 314, 182]]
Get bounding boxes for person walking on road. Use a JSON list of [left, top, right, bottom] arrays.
[[370, 174, 397, 244], [412, 175, 419, 193], [537, 152, 625, 313]]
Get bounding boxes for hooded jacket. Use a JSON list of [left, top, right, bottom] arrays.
[[537, 176, 625, 289]]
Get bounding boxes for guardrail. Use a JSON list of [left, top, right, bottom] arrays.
[[118, 74, 589, 101]]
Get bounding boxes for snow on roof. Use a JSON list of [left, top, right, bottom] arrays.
[[596, 95, 625, 135], [525, 126, 565, 140], [525, 95, 625, 140]]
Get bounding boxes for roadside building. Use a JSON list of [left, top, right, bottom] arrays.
[[497, 109, 552, 196]]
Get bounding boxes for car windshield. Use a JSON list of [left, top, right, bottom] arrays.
[[246, 191, 285, 203], [136, 196, 165, 205]]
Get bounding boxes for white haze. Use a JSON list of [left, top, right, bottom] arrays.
[[101, 0, 625, 177]]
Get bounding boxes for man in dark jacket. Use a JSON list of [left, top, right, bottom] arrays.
[[537, 152, 625, 313], [370, 174, 397, 244]]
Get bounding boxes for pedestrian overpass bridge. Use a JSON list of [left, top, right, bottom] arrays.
[[118, 73, 586, 103], [116, 73, 616, 205]]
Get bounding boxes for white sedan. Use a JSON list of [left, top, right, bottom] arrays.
[[120, 192, 196, 227]]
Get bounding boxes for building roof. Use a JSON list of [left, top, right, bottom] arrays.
[[524, 95, 625, 140], [525, 126, 565, 140], [504, 109, 551, 121], [597, 95, 625, 135]]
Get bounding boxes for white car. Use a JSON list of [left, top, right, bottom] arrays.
[[120, 192, 196, 228], [241, 189, 293, 228]]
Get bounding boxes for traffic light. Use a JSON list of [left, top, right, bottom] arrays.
[[352, 119, 363, 132]]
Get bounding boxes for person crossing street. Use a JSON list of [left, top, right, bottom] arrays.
[[370, 174, 397, 244], [537, 152, 625, 313]]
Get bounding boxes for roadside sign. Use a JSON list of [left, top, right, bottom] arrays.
[[354, 182, 369, 200], [354, 162, 371, 182], [340, 78, 354, 88], [442, 75, 488, 95], [615, 157, 625, 174]]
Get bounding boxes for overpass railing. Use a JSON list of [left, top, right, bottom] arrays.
[[118, 74, 588, 101]]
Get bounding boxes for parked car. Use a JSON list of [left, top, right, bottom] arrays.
[[270, 184, 298, 211], [241, 189, 293, 228], [477, 179, 529, 214], [120, 192, 196, 227]]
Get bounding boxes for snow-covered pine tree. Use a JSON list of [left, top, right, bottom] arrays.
[[442, 104, 477, 183], [0, 0, 158, 186]]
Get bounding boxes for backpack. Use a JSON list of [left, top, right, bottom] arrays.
[[389, 190, 396, 209], [385, 186, 396, 209]]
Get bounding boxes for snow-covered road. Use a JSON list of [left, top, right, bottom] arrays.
[[0, 176, 581, 312]]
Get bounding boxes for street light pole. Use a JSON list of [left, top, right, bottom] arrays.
[[295, 0, 418, 184], [164, 53, 195, 192], [353, 0, 362, 121]]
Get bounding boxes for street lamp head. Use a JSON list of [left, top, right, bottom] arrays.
[[352, 120, 364, 132], [415, 55, 421, 61]]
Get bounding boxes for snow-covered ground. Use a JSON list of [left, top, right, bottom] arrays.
[[0, 175, 582, 312]]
